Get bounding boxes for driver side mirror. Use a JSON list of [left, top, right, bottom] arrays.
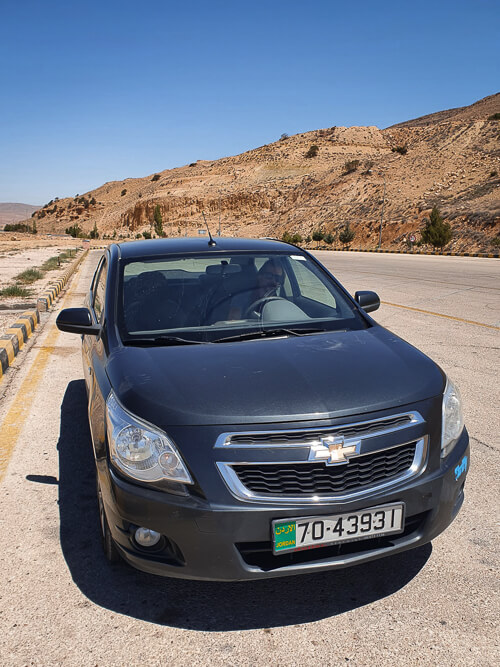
[[355, 291, 380, 313], [56, 307, 101, 335]]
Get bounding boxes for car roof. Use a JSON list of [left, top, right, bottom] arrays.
[[113, 237, 299, 259]]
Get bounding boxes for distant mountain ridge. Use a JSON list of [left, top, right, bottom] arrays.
[[0, 203, 39, 228], [24, 93, 500, 252]]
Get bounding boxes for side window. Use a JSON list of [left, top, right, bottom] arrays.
[[93, 259, 107, 321]]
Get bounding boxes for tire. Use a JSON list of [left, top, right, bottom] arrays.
[[96, 473, 121, 563]]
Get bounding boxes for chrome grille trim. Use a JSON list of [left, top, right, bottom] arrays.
[[217, 437, 428, 504], [214, 412, 424, 449]]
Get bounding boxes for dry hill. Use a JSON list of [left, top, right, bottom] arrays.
[[0, 203, 40, 228], [27, 93, 500, 252]]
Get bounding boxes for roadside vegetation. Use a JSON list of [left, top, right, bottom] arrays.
[[0, 249, 78, 300], [420, 206, 452, 248]]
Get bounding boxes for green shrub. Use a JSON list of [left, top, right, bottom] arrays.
[[305, 145, 319, 158], [4, 223, 31, 233], [121, 189, 127, 196], [282, 231, 302, 244], [488, 113, 500, 121], [90, 197, 96, 205], [491, 237, 500, 247], [65, 224, 82, 238], [0, 285, 32, 298], [324, 233, 334, 245], [142, 231, 152, 239], [312, 229, 324, 246], [135, 233, 142, 239], [392, 144, 408, 155], [420, 206, 452, 248], [490, 170, 498, 178], [151, 174, 160, 181], [15, 268, 43, 284], [343, 160, 360, 175], [280, 133, 289, 141], [339, 223, 355, 247]]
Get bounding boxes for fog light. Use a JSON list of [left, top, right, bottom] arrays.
[[135, 527, 161, 547]]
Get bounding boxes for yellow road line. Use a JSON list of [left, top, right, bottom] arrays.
[[381, 301, 500, 330], [0, 262, 84, 483]]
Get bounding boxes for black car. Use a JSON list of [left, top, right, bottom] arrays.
[[57, 237, 469, 581]]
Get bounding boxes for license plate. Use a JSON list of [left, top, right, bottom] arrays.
[[272, 503, 405, 554]]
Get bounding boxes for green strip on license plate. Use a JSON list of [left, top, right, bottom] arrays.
[[273, 521, 296, 552]]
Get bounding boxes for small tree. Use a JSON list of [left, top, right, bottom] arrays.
[[121, 189, 127, 196], [281, 231, 302, 244], [420, 206, 452, 248], [151, 174, 160, 182], [32, 219, 37, 234], [305, 144, 319, 158], [324, 232, 334, 246], [339, 223, 355, 248], [153, 204, 164, 237], [280, 133, 289, 141], [312, 229, 324, 247], [65, 224, 82, 238], [343, 160, 360, 175], [89, 221, 99, 239], [142, 231, 152, 239]]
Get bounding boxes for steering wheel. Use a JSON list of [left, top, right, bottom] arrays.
[[244, 296, 288, 319]]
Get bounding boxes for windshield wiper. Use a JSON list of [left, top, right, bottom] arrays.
[[214, 327, 327, 344], [122, 335, 207, 346]]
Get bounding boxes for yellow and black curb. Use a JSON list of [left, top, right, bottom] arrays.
[[320, 247, 499, 258], [0, 249, 88, 381], [36, 249, 87, 311]]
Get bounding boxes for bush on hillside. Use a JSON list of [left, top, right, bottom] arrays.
[[420, 206, 452, 248]]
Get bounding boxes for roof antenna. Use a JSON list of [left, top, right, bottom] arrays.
[[202, 211, 217, 246]]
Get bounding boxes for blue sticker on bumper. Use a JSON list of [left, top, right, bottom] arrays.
[[454, 455, 468, 481]]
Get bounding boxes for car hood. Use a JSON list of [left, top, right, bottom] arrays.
[[106, 327, 444, 426]]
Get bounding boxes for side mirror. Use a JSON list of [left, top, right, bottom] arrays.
[[56, 307, 101, 335], [355, 291, 380, 313]]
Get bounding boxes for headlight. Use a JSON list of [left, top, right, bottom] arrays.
[[105, 392, 193, 484], [441, 377, 464, 458]]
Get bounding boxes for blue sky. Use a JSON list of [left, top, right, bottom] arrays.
[[1, 0, 498, 205]]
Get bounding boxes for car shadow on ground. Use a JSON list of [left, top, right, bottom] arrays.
[[58, 380, 432, 631]]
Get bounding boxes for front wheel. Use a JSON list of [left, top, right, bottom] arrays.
[[96, 474, 121, 563]]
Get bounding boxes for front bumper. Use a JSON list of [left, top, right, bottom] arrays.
[[98, 427, 469, 581]]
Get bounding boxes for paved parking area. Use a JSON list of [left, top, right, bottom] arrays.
[[0, 250, 498, 666]]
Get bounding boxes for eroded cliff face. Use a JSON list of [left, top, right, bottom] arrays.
[[31, 94, 500, 251]]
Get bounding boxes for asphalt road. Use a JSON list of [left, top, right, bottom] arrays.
[[0, 250, 498, 666]]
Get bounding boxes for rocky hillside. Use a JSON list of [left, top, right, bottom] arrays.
[[29, 93, 500, 251]]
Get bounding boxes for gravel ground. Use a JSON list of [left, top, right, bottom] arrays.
[[0, 242, 82, 338]]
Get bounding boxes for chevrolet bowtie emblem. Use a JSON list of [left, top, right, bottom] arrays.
[[309, 436, 361, 465], [327, 440, 358, 463]]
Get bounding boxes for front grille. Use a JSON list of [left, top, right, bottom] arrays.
[[226, 415, 413, 446], [232, 442, 417, 496], [236, 511, 428, 571]]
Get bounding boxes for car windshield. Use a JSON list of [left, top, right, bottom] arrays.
[[118, 251, 368, 343]]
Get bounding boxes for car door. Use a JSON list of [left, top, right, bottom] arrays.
[[86, 256, 109, 459]]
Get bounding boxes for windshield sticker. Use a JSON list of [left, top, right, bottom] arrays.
[[290, 255, 307, 261]]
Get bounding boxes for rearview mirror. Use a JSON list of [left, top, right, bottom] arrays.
[[355, 291, 380, 313], [56, 307, 101, 335]]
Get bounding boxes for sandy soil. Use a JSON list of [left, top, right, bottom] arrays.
[[0, 236, 87, 338]]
